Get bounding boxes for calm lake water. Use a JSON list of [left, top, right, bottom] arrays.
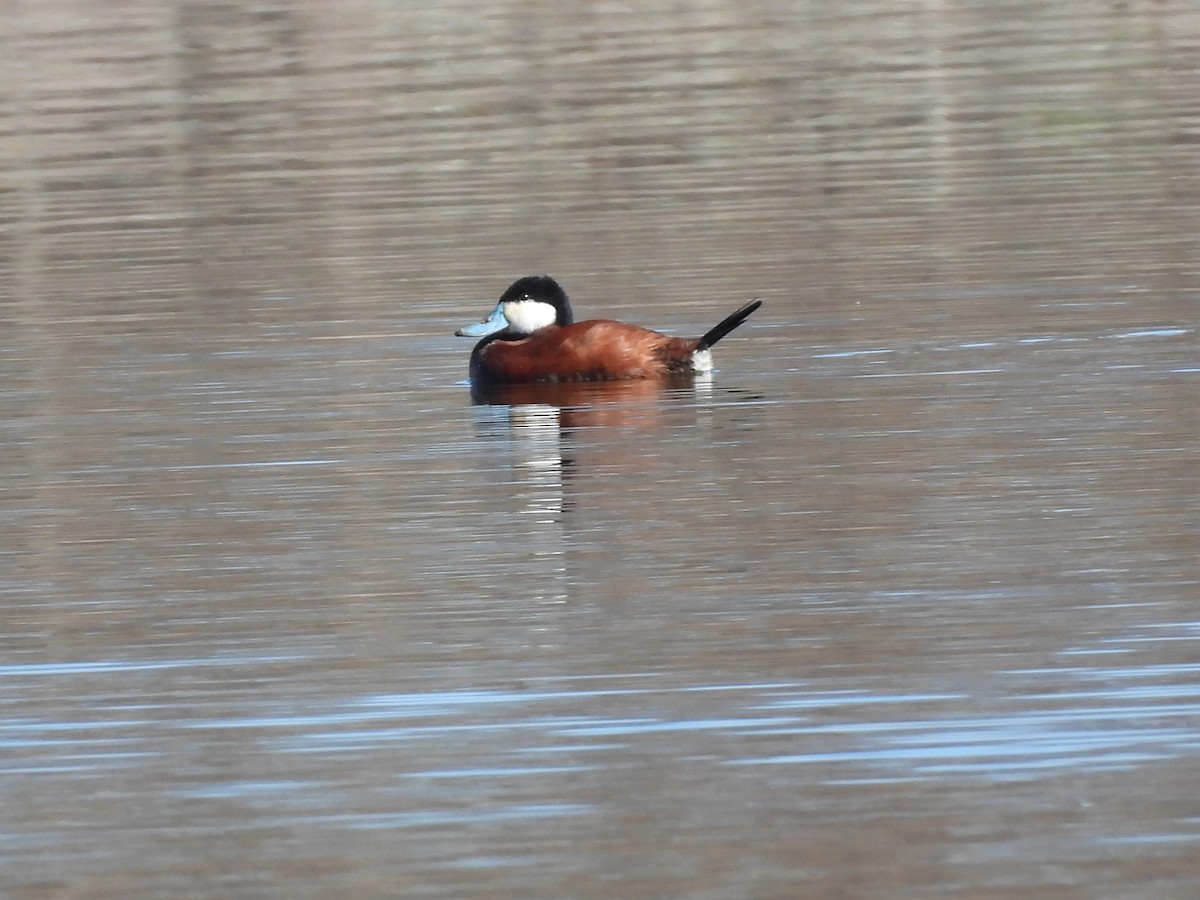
[[2, 1, 1199, 897]]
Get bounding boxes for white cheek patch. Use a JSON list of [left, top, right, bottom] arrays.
[[691, 348, 714, 373], [501, 300, 558, 334]]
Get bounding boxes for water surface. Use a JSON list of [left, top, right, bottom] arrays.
[[2, 2, 1199, 897]]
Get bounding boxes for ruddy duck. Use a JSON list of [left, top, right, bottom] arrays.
[[455, 275, 762, 384]]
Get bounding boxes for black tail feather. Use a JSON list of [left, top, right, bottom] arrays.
[[696, 299, 762, 351]]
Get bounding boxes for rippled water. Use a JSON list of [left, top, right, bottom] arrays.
[[2, 1, 1199, 897]]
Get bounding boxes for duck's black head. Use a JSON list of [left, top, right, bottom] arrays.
[[455, 275, 574, 338], [496, 275, 574, 328]]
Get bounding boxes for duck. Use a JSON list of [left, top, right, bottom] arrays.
[[455, 275, 761, 385]]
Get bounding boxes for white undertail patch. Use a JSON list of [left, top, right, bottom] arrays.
[[691, 348, 714, 373]]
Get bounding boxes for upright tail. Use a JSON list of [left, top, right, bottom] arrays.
[[696, 299, 762, 351]]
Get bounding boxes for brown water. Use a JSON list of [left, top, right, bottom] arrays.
[[3, 2, 1199, 897]]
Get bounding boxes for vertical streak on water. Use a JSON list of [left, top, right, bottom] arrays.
[[508, 404, 568, 605]]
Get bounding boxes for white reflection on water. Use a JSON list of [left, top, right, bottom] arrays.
[[10, 647, 1188, 786], [256, 804, 593, 831]]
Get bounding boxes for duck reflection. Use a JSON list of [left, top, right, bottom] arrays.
[[465, 374, 742, 610], [471, 375, 708, 429], [468, 376, 714, 521]]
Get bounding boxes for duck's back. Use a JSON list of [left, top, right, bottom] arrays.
[[470, 320, 697, 384]]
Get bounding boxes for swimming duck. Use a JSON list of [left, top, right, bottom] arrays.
[[455, 275, 761, 384]]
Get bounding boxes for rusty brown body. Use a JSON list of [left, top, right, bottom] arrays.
[[469, 320, 701, 384]]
